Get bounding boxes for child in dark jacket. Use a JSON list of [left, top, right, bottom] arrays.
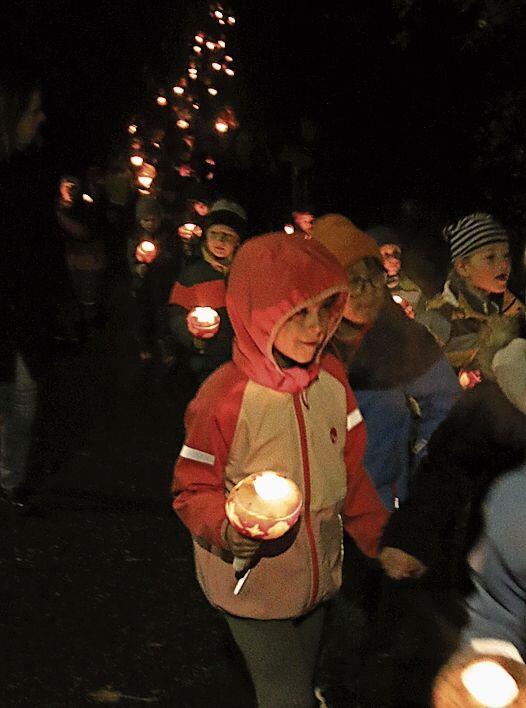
[[128, 196, 175, 361], [172, 232, 388, 707], [168, 199, 246, 383]]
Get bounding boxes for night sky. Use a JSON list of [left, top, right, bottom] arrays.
[[4, 1, 526, 227]]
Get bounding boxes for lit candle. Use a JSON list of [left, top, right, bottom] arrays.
[[225, 68, 235, 76], [177, 119, 190, 129], [156, 95, 167, 106], [225, 471, 302, 541], [135, 240, 158, 263], [128, 124, 137, 135], [206, 41, 216, 50], [195, 34, 204, 44], [284, 224, 295, 235], [215, 119, 229, 134], [227, 16, 236, 25], [461, 660, 519, 708], [214, 9, 223, 19], [130, 155, 144, 167], [208, 88, 218, 96], [82, 193, 94, 204], [211, 62, 222, 71], [186, 306, 221, 340], [218, 40, 226, 48]]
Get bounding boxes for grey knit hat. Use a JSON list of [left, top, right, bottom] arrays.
[[443, 212, 508, 262], [492, 338, 526, 415]]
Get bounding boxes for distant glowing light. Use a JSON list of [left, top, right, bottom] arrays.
[[225, 55, 233, 62], [215, 120, 229, 134], [461, 660, 519, 708], [227, 16, 236, 25], [193, 45, 202, 54], [82, 193, 94, 204], [219, 18, 225, 25], [173, 86, 184, 95], [206, 41, 216, 50], [177, 119, 190, 129], [192, 103, 200, 110], [130, 155, 144, 167], [225, 68, 234, 76], [208, 87, 218, 96], [195, 34, 204, 44], [156, 95, 167, 106], [218, 40, 226, 48], [284, 224, 295, 235], [214, 10, 224, 19], [211, 62, 222, 71], [128, 124, 137, 135]]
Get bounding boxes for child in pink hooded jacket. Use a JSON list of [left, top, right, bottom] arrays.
[[172, 232, 388, 707]]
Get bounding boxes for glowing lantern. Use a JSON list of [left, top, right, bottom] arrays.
[[458, 369, 482, 390], [211, 62, 222, 71], [177, 119, 190, 130], [193, 45, 202, 54], [206, 41, 216, 50], [128, 124, 137, 135], [392, 294, 415, 319], [226, 470, 303, 589], [219, 19, 225, 25], [208, 87, 218, 96], [195, 34, 204, 44], [136, 163, 157, 191], [225, 67, 235, 77], [130, 155, 144, 167], [178, 223, 202, 242], [205, 157, 216, 165], [284, 224, 295, 235], [135, 240, 158, 264], [218, 40, 226, 48], [227, 16, 236, 25], [82, 193, 94, 204], [186, 307, 221, 346], [433, 653, 526, 708], [192, 103, 200, 110], [215, 119, 229, 134], [156, 95, 167, 106], [225, 55, 233, 62], [214, 10, 223, 19]]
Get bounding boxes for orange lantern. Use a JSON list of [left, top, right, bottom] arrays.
[[186, 306, 220, 341], [433, 652, 526, 708], [226, 471, 303, 541], [135, 240, 158, 264]]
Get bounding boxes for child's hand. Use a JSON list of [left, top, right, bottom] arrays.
[[225, 523, 262, 559], [379, 546, 427, 580]]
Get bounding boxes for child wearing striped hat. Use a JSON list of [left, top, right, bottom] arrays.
[[419, 212, 524, 383]]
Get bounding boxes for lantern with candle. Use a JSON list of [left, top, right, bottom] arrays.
[[226, 471, 303, 542], [433, 652, 526, 707], [392, 294, 415, 319], [187, 307, 221, 350], [136, 163, 157, 193], [135, 240, 158, 264]]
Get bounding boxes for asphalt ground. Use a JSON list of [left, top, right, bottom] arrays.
[[1, 266, 462, 707]]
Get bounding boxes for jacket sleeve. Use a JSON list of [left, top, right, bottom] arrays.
[[324, 355, 389, 557], [405, 356, 461, 462], [168, 302, 194, 349], [171, 372, 246, 549]]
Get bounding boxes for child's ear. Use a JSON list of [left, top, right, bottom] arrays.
[[454, 257, 470, 279]]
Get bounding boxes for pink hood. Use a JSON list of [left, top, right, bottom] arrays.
[[226, 232, 349, 393]]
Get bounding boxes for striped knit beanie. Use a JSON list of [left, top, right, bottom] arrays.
[[443, 212, 509, 262]]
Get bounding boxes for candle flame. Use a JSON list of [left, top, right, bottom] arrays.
[[139, 240, 156, 253], [130, 155, 144, 167], [461, 660, 519, 708], [192, 307, 219, 325], [284, 224, 295, 235], [82, 193, 94, 203], [215, 120, 229, 133], [254, 473, 292, 502], [184, 223, 197, 231], [392, 295, 403, 304]]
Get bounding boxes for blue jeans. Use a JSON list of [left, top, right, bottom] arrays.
[[0, 354, 38, 492]]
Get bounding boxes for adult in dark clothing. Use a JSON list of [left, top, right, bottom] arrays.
[[312, 214, 460, 510], [0, 71, 59, 509], [380, 318, 526, 585]]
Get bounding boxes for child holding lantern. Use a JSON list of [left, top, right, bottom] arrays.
[[172, 232, 388, 707], [168, 198, 246, 384]]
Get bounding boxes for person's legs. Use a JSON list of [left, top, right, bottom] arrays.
[[225, 606, 325, 708], [0, 354, 38, 493]]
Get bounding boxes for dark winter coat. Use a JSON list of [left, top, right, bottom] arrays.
[[381, 381, 526, 570], [0, 146, 61, 382], [168, 257, 233, 377], [333, 298, 460, 509]]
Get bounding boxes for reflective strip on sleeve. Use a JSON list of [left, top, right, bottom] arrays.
[[346, 409, 363, 431], [413, 438, 427, 455], [180, 445, 215, 466]]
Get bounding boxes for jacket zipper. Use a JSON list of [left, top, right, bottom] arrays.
[[293, 392, 319, 611]]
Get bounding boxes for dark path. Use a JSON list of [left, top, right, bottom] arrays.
[[2, 269, 460, 707]]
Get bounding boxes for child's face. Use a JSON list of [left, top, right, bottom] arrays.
[[293, 211, 314, 236], [455, 242, 511, 294], [343, 259, 386, 325], [274, 295, 337, 365], [193, 201, 209, 217], [379, 244, 402, 276], [140, 215, 160, 233], [206, 224, 238, 259]]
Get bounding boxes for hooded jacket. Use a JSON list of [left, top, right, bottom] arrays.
[[172, 233, 388, 620]]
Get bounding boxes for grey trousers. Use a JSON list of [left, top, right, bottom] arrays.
[[225, 604, 326, 708], [0, 354, 38, 492]]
